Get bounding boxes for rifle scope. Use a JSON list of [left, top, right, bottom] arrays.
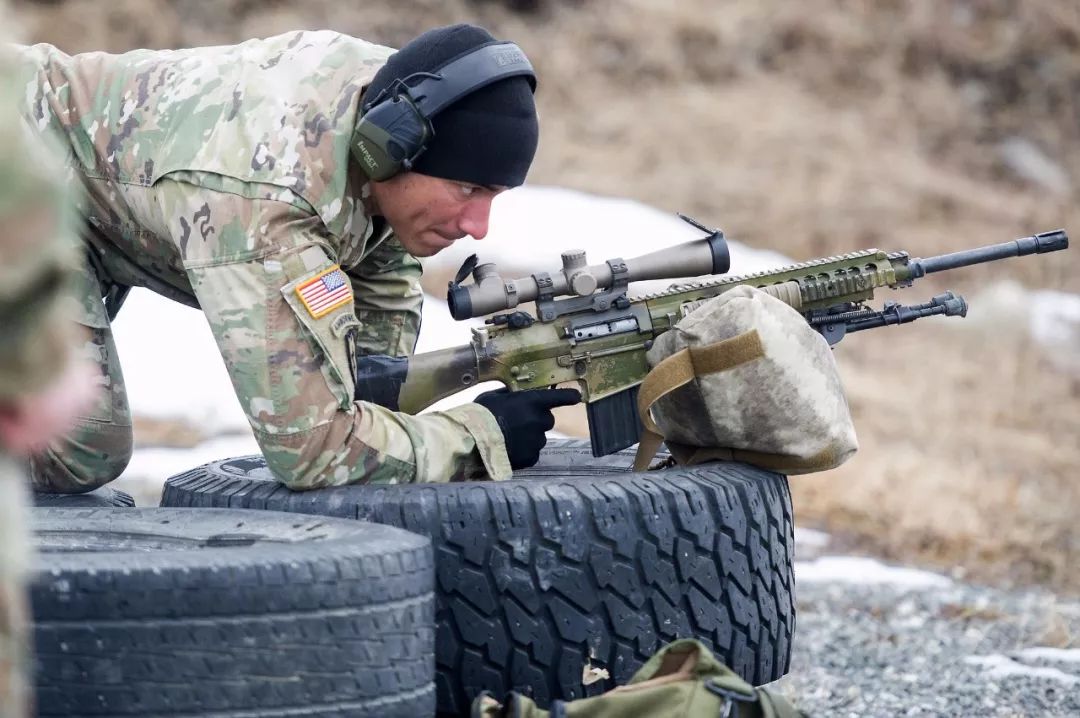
[[447, 230, 730, 320]]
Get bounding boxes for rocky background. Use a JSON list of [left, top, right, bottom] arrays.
[[777, 529, 1079, 716], [10, 0, 1079, 600]]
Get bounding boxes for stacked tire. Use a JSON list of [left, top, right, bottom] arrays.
[[161, 439, 796, 716], [33, 485, 135, 508], [31, 507, 436, 717]]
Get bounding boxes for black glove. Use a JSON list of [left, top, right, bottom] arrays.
[[473, 387, 582, 470]]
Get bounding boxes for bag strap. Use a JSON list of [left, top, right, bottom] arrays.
[[633, 330, 765, 471], [704, 679, 806, 718]]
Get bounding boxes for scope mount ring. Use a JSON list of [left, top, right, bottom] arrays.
[[535, 278, 631, 322]]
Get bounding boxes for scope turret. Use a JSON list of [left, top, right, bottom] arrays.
[[447, 229, 730, 321]]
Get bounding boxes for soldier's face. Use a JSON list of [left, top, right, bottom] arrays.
[[369, 172, 504, 257]]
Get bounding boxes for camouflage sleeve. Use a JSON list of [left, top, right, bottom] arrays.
[[168, 180, 511, 489], [346, 236, 423, 357], [0, 65, 79, 402]]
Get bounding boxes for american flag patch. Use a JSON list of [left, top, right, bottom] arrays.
[[295, 266, 353, 319]]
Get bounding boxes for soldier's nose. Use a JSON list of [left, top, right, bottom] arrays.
[[459, 197, 493, 240]]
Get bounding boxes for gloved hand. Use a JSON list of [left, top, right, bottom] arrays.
[[473, 387, 581, 470]]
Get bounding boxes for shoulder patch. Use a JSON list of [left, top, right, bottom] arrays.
[[295, 265, 353, 318]]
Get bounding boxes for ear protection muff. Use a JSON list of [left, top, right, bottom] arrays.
[[352, 41, 536, 182]]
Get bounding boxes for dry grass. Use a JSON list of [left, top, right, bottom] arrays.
[[804, 325, 1080, 590], [12, 0, 1080, 593]]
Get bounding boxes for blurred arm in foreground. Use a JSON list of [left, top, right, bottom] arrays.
[[0, 38, 94, 717]]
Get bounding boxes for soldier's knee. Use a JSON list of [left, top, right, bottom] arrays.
[[259, 438, 344, 492], [261, 451, 320, 491], [30, 422, 133, 494]]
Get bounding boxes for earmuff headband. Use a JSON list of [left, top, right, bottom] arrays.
[[363, 41, 536, 115], [409, 41, 536, 115]]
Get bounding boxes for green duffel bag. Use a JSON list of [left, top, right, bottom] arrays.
[[473, 639, 804, 718]]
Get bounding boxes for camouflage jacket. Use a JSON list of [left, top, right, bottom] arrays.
[[13, 32, 511, 488]]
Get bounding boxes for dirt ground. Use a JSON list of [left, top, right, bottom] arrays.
[[11, 0, 1079, 594]]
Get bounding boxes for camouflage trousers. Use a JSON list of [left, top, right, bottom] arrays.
[[0, 455, 32, 718], [28, 257, 133, 494]]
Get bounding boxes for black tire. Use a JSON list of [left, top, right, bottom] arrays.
[[161, 439, 795, 716], [33, 485, 135, 507], [31, 507, 436, 717]]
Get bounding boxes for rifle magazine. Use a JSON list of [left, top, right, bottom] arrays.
[[586, 386, 644, 458]]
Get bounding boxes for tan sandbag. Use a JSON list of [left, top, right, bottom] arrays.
[[634, 285, 857, 474]]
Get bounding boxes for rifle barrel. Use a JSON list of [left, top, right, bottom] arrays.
[[914, 229, 1068, 276]]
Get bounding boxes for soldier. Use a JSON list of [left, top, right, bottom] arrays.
[[0, 38, 95, 718], [13, 23, 581, 493]]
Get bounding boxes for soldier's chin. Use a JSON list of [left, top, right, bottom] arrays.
[[420, 233, 456, 256]]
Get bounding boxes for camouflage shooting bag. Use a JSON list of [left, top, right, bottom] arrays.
[[633, 284, 857, 474], [472, 638, 804, 718]]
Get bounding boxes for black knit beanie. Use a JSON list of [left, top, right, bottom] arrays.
[[364, 24, 539, 188]]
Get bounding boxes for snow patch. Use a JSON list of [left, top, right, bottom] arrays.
[[962, 280, 1080, 374], [111, 289, 250, 434], [965, 654, 1079, 685], [1014, 648, 1080, 664], [794, 527, 831, 548], [794, 556, 952, 588], [112, 433, 263, 505], [121, 434, 262, 483]]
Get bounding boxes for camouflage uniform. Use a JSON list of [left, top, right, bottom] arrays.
[[0, 35, 80, 718], [13, 31, 512, 491]]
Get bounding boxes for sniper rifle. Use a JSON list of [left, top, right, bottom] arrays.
[[356, 217, 1069, 457]]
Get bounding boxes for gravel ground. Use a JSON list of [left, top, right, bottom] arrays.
[[767, 538, 1080, 717]]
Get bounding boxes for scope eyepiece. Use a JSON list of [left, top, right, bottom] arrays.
[[447, 283, 473, 321]]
